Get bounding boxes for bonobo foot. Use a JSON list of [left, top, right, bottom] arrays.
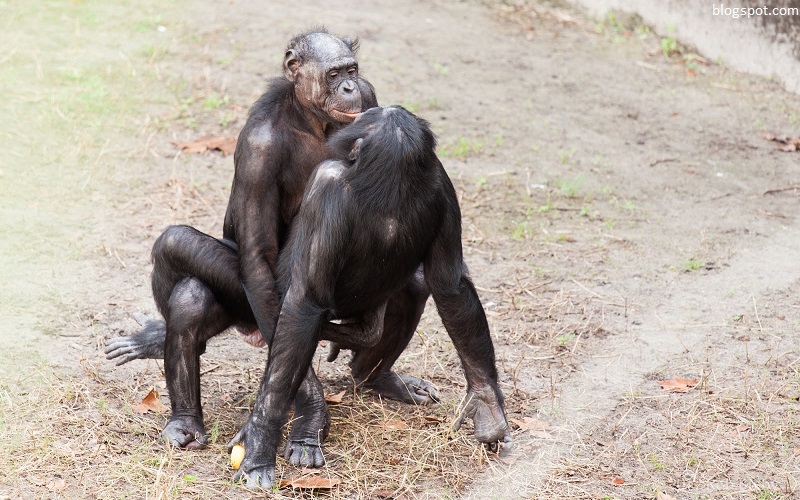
[[284, 403, 329, 467], [162, 414, 209, 450], [284, 438, 325, 467], [104, 316, 166, 365], [360, 372, 440, 405], [227, 423, 276, 490], [453, 386, 512, 452]]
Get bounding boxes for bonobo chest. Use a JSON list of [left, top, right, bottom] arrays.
[[279, 139, 330, 224]]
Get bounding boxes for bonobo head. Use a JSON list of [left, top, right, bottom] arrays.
[[284, 29, 364, 124], [329, 106, 437, 169]]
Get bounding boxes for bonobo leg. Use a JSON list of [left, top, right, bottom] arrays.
[[141, 226, 332, 457], [425, 221, 511, 449], [349, 269, 439, 405], [284, 367, 329, 467], [228, 288, 324, 490], [162, 277, 233, 449]]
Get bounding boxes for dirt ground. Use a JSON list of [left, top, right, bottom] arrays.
[[1, 0, 799, 498]]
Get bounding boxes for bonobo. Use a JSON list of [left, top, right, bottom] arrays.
[[228, 106, 511, 489], [103, 30, 442, 464]]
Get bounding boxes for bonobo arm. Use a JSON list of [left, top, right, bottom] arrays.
[[424, 172, 510, 448], [229, 123, 282, 345]]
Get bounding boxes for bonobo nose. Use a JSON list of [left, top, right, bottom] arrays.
[[342, 80, 356, 93]]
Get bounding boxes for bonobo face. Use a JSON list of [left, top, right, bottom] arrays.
[[284, 32, 364, 124]]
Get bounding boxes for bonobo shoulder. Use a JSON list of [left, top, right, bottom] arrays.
[[241, 122, 277, 153]]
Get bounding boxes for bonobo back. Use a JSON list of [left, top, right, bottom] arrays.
[[281, 106, 444, 316]]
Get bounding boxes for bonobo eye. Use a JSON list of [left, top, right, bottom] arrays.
[[347, 66, 358, 77], [328, 70, 340, 80]]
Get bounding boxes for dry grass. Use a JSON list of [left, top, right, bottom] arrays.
[[0, 340, 502, 499]]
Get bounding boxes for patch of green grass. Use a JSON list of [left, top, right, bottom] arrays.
[[684, 258, 705, 271], [558, 146, 578, 164], [431, 62, 450, 75], [647, 453, 665, 470], [555, 175, 584, 198], [556, 333, 575, 346], [202, 91, 230, 110], [510, 221, 533, 241], [660, 24, 682, 58], [440, 137, 485, 159]]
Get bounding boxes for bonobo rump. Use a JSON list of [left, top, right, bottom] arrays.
[[228, 106, 511, 490]]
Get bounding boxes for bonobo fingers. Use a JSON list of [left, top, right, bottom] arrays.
[[104, 317, 166, 364], [453, 386, 511, 450], [361, 372, 440, 405], [284, 440, 325, 467], [162, 416, 209, 450]]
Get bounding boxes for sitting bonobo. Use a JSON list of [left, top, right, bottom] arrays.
[[228, 106, 511, 489]]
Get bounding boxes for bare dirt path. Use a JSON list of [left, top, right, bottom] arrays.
[[1, 0, 798, 498]]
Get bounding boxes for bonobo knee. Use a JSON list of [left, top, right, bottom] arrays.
[[167, 277, 214, 332], [152, 225, 195, 263]]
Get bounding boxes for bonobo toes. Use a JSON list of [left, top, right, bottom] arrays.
[[227, 424, 277, 490], [284, 439, 325, 467], [361, 372, 440, 405], [453, 387, 512, 450], [162, 415, 209, 449]]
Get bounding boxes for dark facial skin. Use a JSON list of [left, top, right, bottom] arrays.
[[229, 106, 511, 490], [104, 31, 437, 468]]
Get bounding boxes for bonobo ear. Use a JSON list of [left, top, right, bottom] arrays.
[[348, 138, 363, 162], [283, 49, 302, 81], [342, 36, 360, 54]]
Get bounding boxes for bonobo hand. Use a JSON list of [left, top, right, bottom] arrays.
[[104, 316, 166, 365], [227, 420, 276, 491], [453, 386, 512, 452]]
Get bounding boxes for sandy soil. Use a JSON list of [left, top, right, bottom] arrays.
[[1, 0, 799, 498]]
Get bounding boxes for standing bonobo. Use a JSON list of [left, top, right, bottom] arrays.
[[230, 106, 511, 489], [105, 31, 438, 462]]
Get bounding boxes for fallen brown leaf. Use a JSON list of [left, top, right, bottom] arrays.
[[612, 477, 625, 485], [280, 475, 341, 490], [657, 378, 698, 393], [510, 417, 551, 438], [324, 389, 346, 404], [175, 136, 237, 156], [381, 419, 409, 430], [423, 415, 445, 423], [792, 447, 800, 457], [132, 388, 168, 414], [763, 133, 800, 152]]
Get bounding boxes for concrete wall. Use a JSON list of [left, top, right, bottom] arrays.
[[567, 0, 800, 92]]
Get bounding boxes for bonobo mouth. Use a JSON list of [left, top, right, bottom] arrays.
[[330, 109, 362, 123]]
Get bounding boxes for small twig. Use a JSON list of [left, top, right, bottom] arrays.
[[635, 60, 661, 71], [200, 364, 220, 376], [763, 185, 800, 196], [649, 157, 678, 167], [570, 278, 602, 298]]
